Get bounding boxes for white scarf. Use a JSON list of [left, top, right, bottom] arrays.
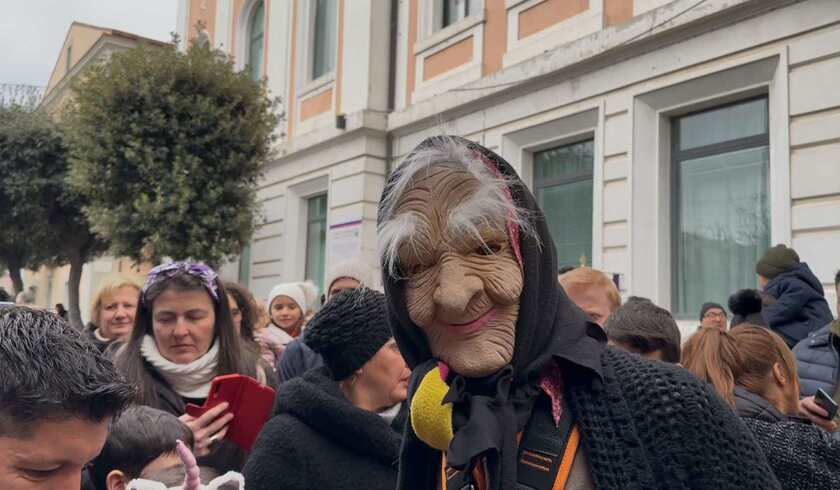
[[140, 335, 219, 399], [378, 403, 402, 425], [93, 328, 110, 342]]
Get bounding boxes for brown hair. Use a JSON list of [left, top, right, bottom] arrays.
[[224, 281, 259, 341], [558, 267, 621, 312], [89, 276, 141, 327], [681, 325, 799, 408]]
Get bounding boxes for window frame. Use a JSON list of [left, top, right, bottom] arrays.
[[304, 193, 328, 290], [670, 95, 771, 318], [247, 0, 265, 81], [532, 138, 596, 269], [442, 0, 471, 29], [66, 45, 73, 74], [298, 0, 339, 92]]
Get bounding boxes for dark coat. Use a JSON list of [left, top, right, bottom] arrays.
[[83, 322, 112, 353], [276, 338, 324, 384], [244, 367, 405, 490], [735, 386, 840, 489], [793, 322, 839, 397], [762, 263, 834, 346]]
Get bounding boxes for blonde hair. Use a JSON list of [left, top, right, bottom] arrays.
[[89, 276, 141, 327], [559, 267, 621, 313]]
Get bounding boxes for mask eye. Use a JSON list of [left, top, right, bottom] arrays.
[[476, 242, 502, 256], [406, 264, 425, 276]]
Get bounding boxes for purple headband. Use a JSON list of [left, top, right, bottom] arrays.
[[142, 261, 220, 302]]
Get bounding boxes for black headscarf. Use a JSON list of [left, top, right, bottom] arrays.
[[379, 136, 606, 489]]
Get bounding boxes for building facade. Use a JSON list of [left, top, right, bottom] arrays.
[[178, 0, 840, 332]]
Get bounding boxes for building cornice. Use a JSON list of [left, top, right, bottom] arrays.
[[387, 0, 798, 135]]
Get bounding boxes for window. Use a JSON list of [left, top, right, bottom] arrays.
[[534, 140, 594, 269], [238, 244, 251, 285], [66, 45, 72, 73], [442, 0, 470, 27], [672, 97, 770, 318], [305, 194, 328, 291], [247, 1, 265, 81], [312, 0, 338, 80]]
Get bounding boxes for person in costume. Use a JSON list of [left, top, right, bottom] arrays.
[[377, 135, 781, 490]]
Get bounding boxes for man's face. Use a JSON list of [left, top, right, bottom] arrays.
[[0, 416, 110, 489], [701, 307, 728, 331], [562, 284, 613, 327], [395, 166, 523, 378]]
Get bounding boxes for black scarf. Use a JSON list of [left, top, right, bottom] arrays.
[[379, 136, 606, 489]]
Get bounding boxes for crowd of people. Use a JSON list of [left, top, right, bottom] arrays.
[[1, 135, 839, 490]]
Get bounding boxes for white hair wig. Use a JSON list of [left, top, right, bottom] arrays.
[[378, 136, 538, 277]]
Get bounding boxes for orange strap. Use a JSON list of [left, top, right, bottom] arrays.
[[441, 425, 581, 490], [552, 425, 581, 490]]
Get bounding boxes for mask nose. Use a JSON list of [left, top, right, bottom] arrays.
[[433, 255, 483, 321]]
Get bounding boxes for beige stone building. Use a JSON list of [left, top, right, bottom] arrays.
[[20, 22, 164, 320], [178, 0, 840, 338]]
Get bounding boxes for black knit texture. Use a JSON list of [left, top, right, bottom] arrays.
[[397, 348, 782, 489], [304, 288, 391, 380]]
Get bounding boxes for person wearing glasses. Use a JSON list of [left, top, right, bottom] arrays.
[[700, 302, 728, 331]]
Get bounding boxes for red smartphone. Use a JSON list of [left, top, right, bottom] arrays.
[[185, 374, 276, 451]]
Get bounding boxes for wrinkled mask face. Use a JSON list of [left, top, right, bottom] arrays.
[[394, 165, 523, 378]]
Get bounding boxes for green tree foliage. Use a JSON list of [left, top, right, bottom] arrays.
[[66, 43, 277, 267], [0, 105, 106, 326]]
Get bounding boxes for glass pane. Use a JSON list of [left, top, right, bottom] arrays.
[[312, 0, 338, 79], [249, 35, 263, 81], [443, 0, 470, 27], [538, 180, 594, 269], [238, 244, 251, 285], [674, 146, 770, 317], [305, 195, 328, 292], [248, 2, 264, 81], [534, 140, 594, 269], [678, 98, 768, 151], [534, 140, 594, 183]]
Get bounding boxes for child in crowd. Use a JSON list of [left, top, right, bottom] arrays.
[[87, 405, 243, 490], [257, 281, 319, 362], [86, 405, 195, 489], [757, 244, 833, 347]]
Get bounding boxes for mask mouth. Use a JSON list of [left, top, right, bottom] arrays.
[[440, 308, 497, 335]]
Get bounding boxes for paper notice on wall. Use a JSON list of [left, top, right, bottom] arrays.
[[329, 220, 362, 264]]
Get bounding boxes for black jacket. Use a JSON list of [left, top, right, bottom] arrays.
[[734, 386, 840, 489], [276, 338, 324, 384], [244, 367, 405, 490], [763, 263, 834, 347]]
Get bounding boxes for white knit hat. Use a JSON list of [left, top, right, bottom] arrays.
[[267, 281, 320, 313], [324, 260, 381, 297]]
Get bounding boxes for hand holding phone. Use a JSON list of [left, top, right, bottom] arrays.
[[814, 388, 839, 420], [185, 374, 276, 451], [179, 402, 234, 457]]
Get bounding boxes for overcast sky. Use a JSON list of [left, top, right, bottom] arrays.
[[0, 0, 177, 87]]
